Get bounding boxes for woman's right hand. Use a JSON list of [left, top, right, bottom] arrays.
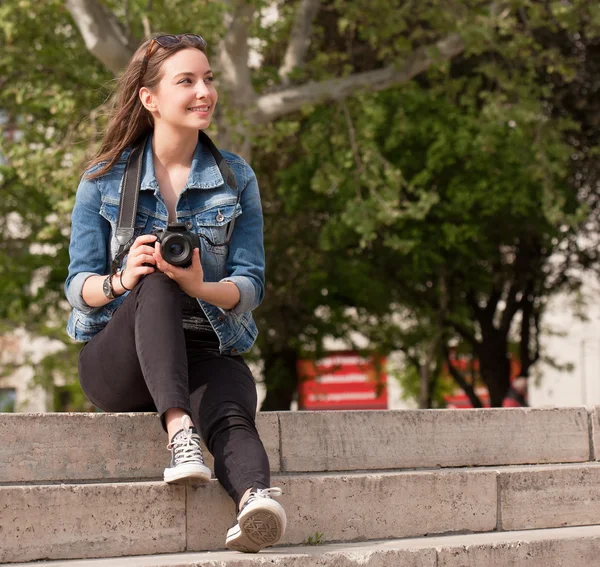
[[120, 234, 157, 290]]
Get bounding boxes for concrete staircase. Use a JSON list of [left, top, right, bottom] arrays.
[[2, 408, 600, 565]]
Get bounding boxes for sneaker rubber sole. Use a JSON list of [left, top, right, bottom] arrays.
[[164, 463, 211, 484], [226, 500, 286, 553]]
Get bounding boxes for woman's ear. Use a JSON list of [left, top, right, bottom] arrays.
[[139, 87, 157, 113]]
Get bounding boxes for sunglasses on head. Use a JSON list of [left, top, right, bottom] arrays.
[[138, 34, 207, 85]]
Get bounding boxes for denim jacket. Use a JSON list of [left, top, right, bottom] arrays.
[[65, 134, 265, 355]]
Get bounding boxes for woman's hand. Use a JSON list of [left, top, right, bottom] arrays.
[[154, 242, 204, 297], [120, 234, 157, 289]]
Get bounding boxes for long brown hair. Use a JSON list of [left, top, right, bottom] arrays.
[[86, 35, 207, 179]]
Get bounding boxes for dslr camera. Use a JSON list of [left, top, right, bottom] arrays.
[[152, 222, 200, 268]]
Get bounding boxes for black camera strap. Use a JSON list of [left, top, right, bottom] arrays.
[[110, 131, 239, 276]]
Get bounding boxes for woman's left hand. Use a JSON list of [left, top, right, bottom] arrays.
[[154, 242, 204, 297]]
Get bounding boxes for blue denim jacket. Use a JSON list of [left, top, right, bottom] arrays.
[[65, 134, 265, 355]]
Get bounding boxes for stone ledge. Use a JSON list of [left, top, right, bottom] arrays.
[[278, 407, 591, 472], [5, 526, 600, 567], [499, 463, 600, 530], [1, 408, 594, 484], [1, 470, 496, 563], [0, 482, 186, 564], [0, 412, 280, 483]]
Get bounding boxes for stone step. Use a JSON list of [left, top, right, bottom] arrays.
[[3, 463, 600, 563], [1, 407, 597, 483], [5, 526, 600, 567]]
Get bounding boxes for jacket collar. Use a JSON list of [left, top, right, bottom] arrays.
[[139, 131, 225, 191]]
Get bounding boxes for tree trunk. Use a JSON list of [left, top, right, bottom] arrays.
[[428, 362, 441, 408], [519, 283, 539, 377], [478, 336, 511, 406], [418, 364, 430, 409], [420, 273, 446, 408], [260, 346, 299, 411]]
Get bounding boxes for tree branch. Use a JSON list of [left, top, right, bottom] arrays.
[[340, 100, 364, 183], [466, 290, 489, 336], [419, 271, 448, 408], [255, 34, 465, 123], [519, 284, 533, 376], [498, 280, 519, 334], [484, 285, 502, 319], [216, 0, 257, 108], [278, 0, 322, 84], [445, 317, 480, 349], [532, 307, 541, 365], [141, 0, 153, 38], [443, 345, 483, 408], [65, 0, 136, 75], [405, 352, 421, 373]]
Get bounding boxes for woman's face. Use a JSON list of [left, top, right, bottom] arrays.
[[142, 47, 218, 132]]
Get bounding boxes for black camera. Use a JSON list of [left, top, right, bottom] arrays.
[[152, 222, 200, 268]]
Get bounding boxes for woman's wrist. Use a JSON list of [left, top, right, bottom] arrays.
[[112, 272, 129, 296], [192, 281, 240, 310], [119, 270, 133, 292], [182, 279, 205, 300]]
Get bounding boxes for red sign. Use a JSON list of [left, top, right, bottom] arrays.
[[297, 352, 388, 410]]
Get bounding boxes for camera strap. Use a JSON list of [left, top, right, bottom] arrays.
[[110, 131, 239, 276]]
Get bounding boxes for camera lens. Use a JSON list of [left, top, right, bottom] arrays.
[[168, 242, 184, 257], [162, 233, 192, 266]]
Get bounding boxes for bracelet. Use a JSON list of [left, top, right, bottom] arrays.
[[119, 270, 132, 292]]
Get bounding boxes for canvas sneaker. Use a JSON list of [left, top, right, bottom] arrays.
[[164, 415, 211, 484], [225, 487, 287, 553]]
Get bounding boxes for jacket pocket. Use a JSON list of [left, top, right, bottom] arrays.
[[100, 201, 149, 234], [194, 201, 242, 256]]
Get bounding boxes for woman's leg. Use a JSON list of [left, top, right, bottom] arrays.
[[78, 272, 210, 483], [186, 345, 285, 552], [78, 272, 191, 424], [186, 347, 270, 507]]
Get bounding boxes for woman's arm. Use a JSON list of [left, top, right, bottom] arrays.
[[81, 274, 118, 308], [82, 234, 158, 306], [219, 163, 265, 314], [196, 281, 240, 309], [153, 244, 241, 309], [65, 174, 112, 313]]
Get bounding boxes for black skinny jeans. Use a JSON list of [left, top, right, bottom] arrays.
[[78, 272, 270, 508]]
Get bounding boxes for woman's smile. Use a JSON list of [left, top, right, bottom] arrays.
[[188, 104, 210, 115]]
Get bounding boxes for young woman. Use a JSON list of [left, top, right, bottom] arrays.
[[64, 33, 286, 553]]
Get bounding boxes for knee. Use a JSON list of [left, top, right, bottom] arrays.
[[136, 272, 180, 298]]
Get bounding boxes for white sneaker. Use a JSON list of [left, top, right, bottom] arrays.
[[226, 487, 287, 553], [163, 415, 211, 484]]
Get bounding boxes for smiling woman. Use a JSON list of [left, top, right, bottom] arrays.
[[140, 47, 218, 134], [64, 33, 286, 554]]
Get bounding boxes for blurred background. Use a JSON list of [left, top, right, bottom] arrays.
[[0, 0, 599, 413]]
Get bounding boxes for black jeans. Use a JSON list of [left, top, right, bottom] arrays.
[[78, 272, 270, 508]]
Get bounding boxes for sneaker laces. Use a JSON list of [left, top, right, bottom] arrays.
[[167, 418, 205, 466], [245, 487, 282, 507]]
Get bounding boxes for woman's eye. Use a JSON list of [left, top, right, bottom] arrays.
[[178, 78, 192, 84], [205, 76, 215, 83]]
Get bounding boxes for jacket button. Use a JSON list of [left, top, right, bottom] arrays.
[[217, 315, 224, 322], [232, 348, 238, 354], [216, 211, 224, 222]]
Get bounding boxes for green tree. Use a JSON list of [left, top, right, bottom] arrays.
[[1, 1, 599, 410], [270, 1, 600, 407], [0, 0, 470, 403]]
